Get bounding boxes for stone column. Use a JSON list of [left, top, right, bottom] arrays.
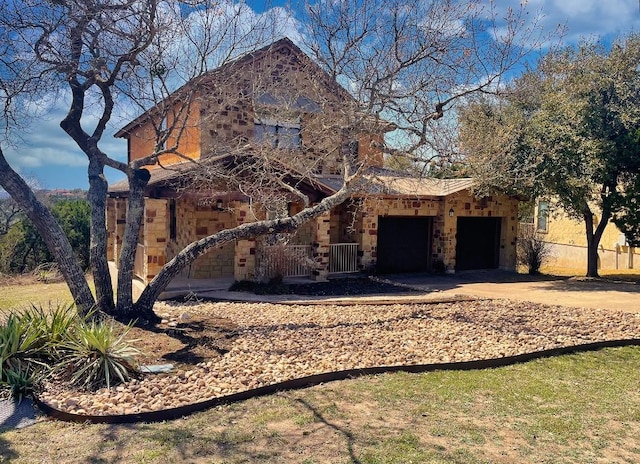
[[143, 198, 168, 281], [106, 198, 116, 262], [233, 202, 256, 281], [442, 196, 457, 273], [499, 198, 519, 271], [357, 200, 378, 272], [312, 210, 331, 281]]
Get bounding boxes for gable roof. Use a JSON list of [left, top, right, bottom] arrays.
[[114, 37, 353, 138]]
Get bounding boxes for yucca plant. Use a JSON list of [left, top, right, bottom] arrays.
[[0, 313, 45, 378], [57, 318, 140, 389], [1, 360, 41, 404], [0, 308, 54, 400], [20, 303, 78, 358]]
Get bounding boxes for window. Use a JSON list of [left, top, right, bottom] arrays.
[[169, 199, 177, 240], [254, 118, 301, 149], [536, 200, 549, 232]]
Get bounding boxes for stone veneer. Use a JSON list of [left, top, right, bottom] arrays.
[[142, 198, 168, 281], [311, 211, 331, 281], [106, 189, 518, 285], [444, 191, 519, 272], [165, 198, 236, 280], [233, 202, 258, 281], [108, 198, 127, 266]]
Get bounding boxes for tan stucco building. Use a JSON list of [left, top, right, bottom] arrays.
[[533, 199, 638, 271]]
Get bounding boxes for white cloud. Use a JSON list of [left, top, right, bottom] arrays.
[[4, 89, 127, 172], [494, 0, 640, 45]]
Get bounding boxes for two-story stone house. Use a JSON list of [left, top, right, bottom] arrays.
[[107, 38, 519, 293]]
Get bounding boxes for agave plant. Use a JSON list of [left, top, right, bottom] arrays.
[[57, 318, 140, 390]]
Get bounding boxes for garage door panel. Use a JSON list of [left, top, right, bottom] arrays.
[[456, 217, 501, 271], [377, 217, 432, 274]]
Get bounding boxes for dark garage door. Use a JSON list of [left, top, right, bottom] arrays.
[[377, 216, 432, 274], [456, 217, 501, 271]]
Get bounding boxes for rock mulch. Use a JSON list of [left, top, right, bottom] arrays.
[[38, 299, 640, 416]]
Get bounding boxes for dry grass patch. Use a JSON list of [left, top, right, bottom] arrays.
[[0, 274, 74, 311]]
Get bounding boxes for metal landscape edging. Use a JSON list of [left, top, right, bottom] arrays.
[[33, 338, 640, 424]]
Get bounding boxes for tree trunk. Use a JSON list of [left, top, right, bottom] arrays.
[[584, 206, 612, 278], [0, 148, 96, 314], [88, 156, 115, 313], [115, 169, 155, 322]]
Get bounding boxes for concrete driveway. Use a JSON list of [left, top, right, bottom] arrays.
[[384, 270, 640, 313]]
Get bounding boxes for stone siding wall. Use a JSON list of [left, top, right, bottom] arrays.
[[195, 42, 385, 176], [329, 202, 359, 244], [128, 100, 202, 167], [106, 198, 116, 262], [233, 202, 260, 281], [358, 197, 443, 272], [143, 199, 168, 280], [112, 198, 127, 266]]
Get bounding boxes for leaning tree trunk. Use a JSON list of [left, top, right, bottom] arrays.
[[133, 186, 353, 314], [0, 147, 96, 314]]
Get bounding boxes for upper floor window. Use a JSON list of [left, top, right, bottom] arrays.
[[536, 200, 549, 232], [254, 118, 301, 149]]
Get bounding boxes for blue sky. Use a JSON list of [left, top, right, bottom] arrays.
[[3, 0, 640, 190]]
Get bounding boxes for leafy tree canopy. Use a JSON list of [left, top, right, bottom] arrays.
[[460, 33, 640, 276]]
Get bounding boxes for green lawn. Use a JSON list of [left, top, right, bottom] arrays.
[[3, 346, 640, 463]]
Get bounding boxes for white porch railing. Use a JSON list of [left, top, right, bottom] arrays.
[[255, 242, 361, 278], [329, 243, 359, 274], [134, 243, 146, 280], [259, 244, 313, 278]]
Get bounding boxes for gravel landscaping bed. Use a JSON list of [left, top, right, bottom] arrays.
[[38, 299, 640, 417]]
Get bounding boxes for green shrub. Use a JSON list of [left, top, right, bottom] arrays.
[[0, 308, 53, 401], [57, 318, 140, 390], [18, 303, 78, 356]]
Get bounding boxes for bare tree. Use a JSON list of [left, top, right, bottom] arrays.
[[0, 196, 22, 237], [0, 0, 549, 322]]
